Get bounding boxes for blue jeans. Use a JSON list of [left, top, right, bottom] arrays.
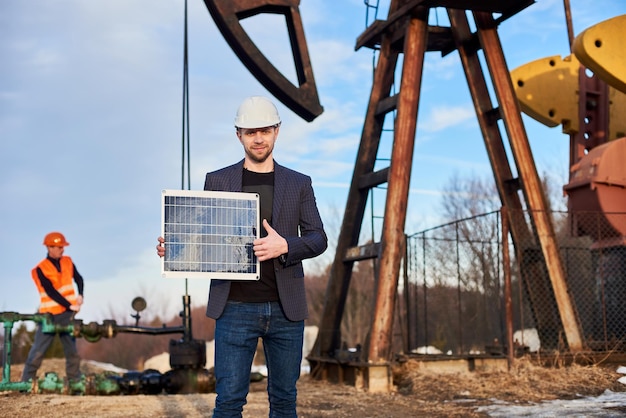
[[213, 301, 304, 418]]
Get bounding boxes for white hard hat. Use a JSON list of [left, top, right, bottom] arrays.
[[234, 96, 281, 129]]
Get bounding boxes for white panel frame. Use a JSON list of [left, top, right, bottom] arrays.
[[161, 189, 260, 280]]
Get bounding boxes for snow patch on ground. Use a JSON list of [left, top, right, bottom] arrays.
[[84, 360, 127, 374], [477, 390, 626, 417], [478, 366, 626, 416]]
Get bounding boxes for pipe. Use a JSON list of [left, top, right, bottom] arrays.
[[0, 294, 213, 394]]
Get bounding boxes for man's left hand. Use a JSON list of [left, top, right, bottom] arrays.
[[253, 219, 288, 262]]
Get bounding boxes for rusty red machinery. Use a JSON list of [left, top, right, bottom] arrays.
[[511, 12, 626, 349], [511, 14, 626, 245], [565, 14, 626, 247], [564, 139, 626, 247]]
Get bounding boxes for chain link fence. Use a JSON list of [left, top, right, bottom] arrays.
[[402, 209, 626, 356]]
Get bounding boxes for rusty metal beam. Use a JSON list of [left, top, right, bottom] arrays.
[[368, 7, 429, 368], [312, 22, 399, 362], [203, 0, 322, 121], [446, 9, 563, 350], [356, 0, 534, 51], [447, 10, 530, 243], [358, 168, 389, 190], [344, 242, 380, 262], [473, 11, 583, 351]]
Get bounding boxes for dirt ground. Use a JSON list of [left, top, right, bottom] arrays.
[[2, 357, 626, 417]]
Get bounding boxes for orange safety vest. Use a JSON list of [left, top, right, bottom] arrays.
[[32, 256, 77, 314]]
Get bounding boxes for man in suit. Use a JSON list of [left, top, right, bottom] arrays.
[[157, 96, 327, 417]]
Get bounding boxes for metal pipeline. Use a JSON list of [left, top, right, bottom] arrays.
[[1, 311, 52, 391], [1, 368, 214, 395], [70, 318, 186, 343], [0, 295, 217, 395]]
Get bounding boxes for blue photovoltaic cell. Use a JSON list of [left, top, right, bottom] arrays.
[[161, 189, 260, 280]]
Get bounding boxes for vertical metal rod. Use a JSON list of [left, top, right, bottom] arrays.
[[369, 8, 429, 363], [563, 0, 575, 51], [181, 0, 191, 191], [481, 242, 487, 345], [455, 223, 463, 353], [422, 234, 428, 350], [182, 0, 192, 296], [402, 234, 410, 353], [2, 321, 14, 384], [502, 207, 514, 367], [182, 295, 192, 342], [315, 9, 399, 360]]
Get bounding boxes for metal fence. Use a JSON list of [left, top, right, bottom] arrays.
[[403, 209, 626, 356]]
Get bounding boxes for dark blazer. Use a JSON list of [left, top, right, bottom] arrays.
[[203, 159, 327, 321]]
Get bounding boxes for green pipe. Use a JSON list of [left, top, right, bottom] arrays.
[[0, 373, 121, 395], [38, 372, 66, 393], [40, 318, 73, 335], [38, 372, 87, 395], [0, 380, 32, 392], [90, 373, 122, 395], [0, 307, 200, 395], [2, 317, 14, 384], [2, 312, 49, 385]]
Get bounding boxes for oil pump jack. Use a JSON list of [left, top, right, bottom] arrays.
[[3, 0, 624, 396], [304, 2, 625, 393], [298, 0, 582, 393]]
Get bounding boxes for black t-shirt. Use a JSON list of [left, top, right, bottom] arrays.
[[227, 168, 279, 302]]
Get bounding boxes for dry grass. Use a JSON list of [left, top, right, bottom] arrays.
[[394, 355, 625, 405]]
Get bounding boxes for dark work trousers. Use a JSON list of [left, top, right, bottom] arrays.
[[21, 311, 81, 381]]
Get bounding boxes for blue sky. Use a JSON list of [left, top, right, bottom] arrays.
[[2, 0, 625, 323]]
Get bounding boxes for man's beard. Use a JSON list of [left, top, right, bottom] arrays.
[[246, 146, 273, 163]]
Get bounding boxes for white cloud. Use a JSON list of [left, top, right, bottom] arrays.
[[420, 104, 475, 132]]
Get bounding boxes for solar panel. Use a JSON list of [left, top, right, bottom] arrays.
[[161, 189, 260, 280]]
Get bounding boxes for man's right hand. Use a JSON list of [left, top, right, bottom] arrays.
[[156, 236, 165, 258]]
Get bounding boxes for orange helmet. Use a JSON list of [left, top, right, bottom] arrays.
[[43, 232, 70, 247]]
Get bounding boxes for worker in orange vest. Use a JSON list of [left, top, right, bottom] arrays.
[[21, 231, 85, 382]]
